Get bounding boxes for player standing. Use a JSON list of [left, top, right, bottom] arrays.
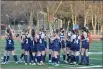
[[1, 28, 18, 64]]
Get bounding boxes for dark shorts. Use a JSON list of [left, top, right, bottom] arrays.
[[66, 41, 71, 48], [31, 47, 37, 52], [5, 46, 14, 51], [37, 44, 45, 51], [82, 43, 89, 49], [52, 47, 60, 52], [24, 46, 30, 51], [70, 43, 80, 51]]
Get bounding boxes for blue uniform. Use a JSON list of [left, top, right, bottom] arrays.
[[5, 36, 14, 51], [60, 33, 65, 48], [71, 35, 80, 51], [52, 38, 61, 51], [30, 37, 37, 52], [82, 37, 89, 49], [66, 40, 71, 48], [37, 34, 45, 51], [24, 36, 31, 51]]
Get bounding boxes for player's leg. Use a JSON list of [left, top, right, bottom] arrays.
[[48, 49, 52, 63], [32, 52, 36, 65], [41, 50, 45, 65], [75, 51, 80, 65], [24, 51, 29, 65], [66, 47, 71, 63], [80, 48, 85, 65], [54, 51, 59, 66], [11, 50, 18, 64], [70, 50, 75, 64], [85, 49, 89, 65], [20, 44, 25, 61], [37, 51, 41, 65], [29, 50, 33, 65]]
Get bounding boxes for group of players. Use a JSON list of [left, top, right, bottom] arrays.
[[1, 24, 92, 66]]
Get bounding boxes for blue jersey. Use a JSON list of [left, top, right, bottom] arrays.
[[24, 36, 31, 48], [53, 38, 61, 50], [82, 37, 89, 49], [71, 35, 80, 51], [38, 34, 45, 46], [6, 36, 14, 47], [30, 37, 35, 47]]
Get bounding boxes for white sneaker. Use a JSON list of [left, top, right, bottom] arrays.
[[29, 63, 32, 65], [1, 62, 6, 64], [48, 60, 52, 63], [55, 64, 59, 66], [64, 61, 68, 64], [70, 62, 73, 65], [37, 63, 41, 65], [15, 62, 18, 64], [25, 63, 28, 65], [73, 62, 76, 65], [32, 63, 36, 65]]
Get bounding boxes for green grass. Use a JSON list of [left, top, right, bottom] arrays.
[[0, 39, 103, 68]]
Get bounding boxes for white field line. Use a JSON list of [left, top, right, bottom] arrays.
[[70, 65, 103, 68]]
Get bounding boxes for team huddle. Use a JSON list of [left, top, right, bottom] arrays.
[[1, 24, 92, 66]]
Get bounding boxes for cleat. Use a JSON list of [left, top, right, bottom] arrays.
[[15, 62, 18, 64], [25, 63, 28, 65], [37, 63, 41, 65], [1, 62, 6, 64], [29, 63, 32, 65], [64, 61, 68, 64], [48, 60, 52, 63], [55, 64, 59, 66], [32, 63, 36, 65], [70, 62, 73, 65]]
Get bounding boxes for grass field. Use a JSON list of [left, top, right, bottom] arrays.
[[0, 39, 103, 68]]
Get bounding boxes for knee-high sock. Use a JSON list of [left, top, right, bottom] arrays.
[[52, 57, 55, 63], [63, 55, 66, 61], [29, 55, 32, 63], [41, 55, 45, 62], [20, 53, 24, 59], [33, 56, 36, 63], [55, 57, 58, 64], [70, 55, 75, 63], [37, 56, 41, 63], [13, 55, 18, 62], [81, 55, 84, 63], [24, 55, 28, 63], [86, 56, 89, 64], [3, 56, 7, 62], [75, 56, 79, 63], [67, 54, 70, 62], [49, 54, 51, 60], [57, 55, 60, 63]]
